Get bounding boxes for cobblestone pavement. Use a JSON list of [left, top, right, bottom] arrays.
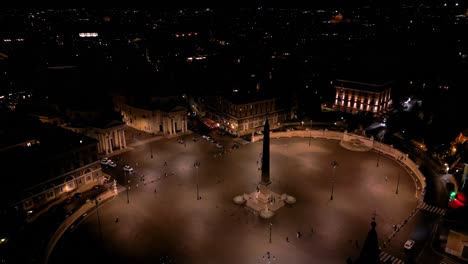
[[49, 137, 418, 264]]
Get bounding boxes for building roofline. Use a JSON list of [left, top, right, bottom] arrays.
[[336, 79, 393, 87]]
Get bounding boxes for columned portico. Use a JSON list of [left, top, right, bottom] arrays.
[[94, 126, 127, 155]]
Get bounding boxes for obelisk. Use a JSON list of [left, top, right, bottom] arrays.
[[260, 117, 271, 186]]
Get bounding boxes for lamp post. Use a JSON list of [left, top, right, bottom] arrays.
[[124, 170, 130, 203], [376, 132, 385, 167], [395, 172, 401, 195], [95, 199, 103, 242], [330, 160, 339, 200], [269, 223, 273, 243], [309, 120, 312, 147], [194, 160, 201, 200], [376, 139, 381, 167]]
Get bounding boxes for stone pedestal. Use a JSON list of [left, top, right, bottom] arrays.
[[245, 186, 285, 213]]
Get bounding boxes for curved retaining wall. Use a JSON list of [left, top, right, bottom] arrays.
[[251, 130, 426, 197], [43, 190, 116, 264]]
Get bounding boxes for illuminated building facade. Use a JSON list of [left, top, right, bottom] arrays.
[[333, 79, 392, 115], [203, 94, 286, 137], [113, 95, 188, 135]]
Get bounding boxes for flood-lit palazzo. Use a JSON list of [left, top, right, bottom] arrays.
[[333, 79, 392, 115]]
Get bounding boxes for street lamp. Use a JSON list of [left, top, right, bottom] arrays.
[[194, 160, 201, 200], [269, 223, 273, 243], [376, 131, 386, 167], [95, 199, 103, 242], [124, 170, 130, 203], [308, 120, 312, 147], [330, 160, 339, 200], [376, 138, 382, 167], [395, 172, 401, 195]]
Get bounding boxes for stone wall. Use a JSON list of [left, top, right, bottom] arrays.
[[251, 129, 426, 196]]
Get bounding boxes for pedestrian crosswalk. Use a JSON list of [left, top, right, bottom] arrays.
[[417, 202, 446, 216], [440, 256, 462, 264], [379, 251, 404, 263]]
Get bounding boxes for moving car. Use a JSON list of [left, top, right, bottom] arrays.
[[404, 239, 415, 250], [107, 160, 117, 167], [123, 165, 134, 173]]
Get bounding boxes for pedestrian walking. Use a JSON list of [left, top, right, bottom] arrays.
[[310, 226, 314, 234], [286, 236, 289, 242], [164, 161, 167, 166], [297, 232, 301, 239], [385, 176, 388, 183], [115, 217, 119, 223], [136, 184, 139, 188], [355, 240, 359, 249]]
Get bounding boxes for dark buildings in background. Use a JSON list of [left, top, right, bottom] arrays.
[[0, 110, 103, 213], [62, 106, 127, 156]]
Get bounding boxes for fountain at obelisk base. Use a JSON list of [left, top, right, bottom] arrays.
[[233, 117, 295, 219]]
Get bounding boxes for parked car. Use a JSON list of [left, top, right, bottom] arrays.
[[100, 158, 110, 165], [231, 144, 240, 150], [216, 143, 224, 148], [123, 165, 134, 173], [107, 160, 117, 167], [404, 239, 415, 250]]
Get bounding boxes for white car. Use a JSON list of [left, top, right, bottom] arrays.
[[216, 143, 224, 148], [107, 160, 117, 167], [100, 158, 110, 165], [404, 239, 415, 250], [123, 165, 134, 173]]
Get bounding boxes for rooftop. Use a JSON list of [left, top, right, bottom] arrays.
[[0, 110, 97, 206], [334, 79, 393, 93]]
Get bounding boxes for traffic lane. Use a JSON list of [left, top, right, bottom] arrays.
[[384, 210, 440, 262]]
